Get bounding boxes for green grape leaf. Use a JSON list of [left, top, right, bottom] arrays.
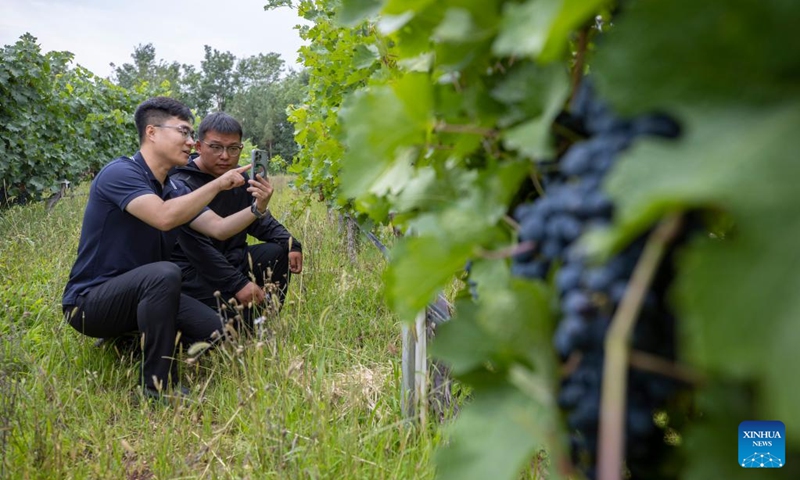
[[493, 63, 569, 159], [382, 0, 436, 15], [432, 299, 501, 374], [384, 236, 473, 322], [338, 73, 432, 198], [434, 380, 560, 480], [593, 0, 800, 112], [337, 0, 385, 26], [352, 44, 380, 69], [493, 0, 607, 62], [433, 8, 478, 43], [432, 269, 553, 375]]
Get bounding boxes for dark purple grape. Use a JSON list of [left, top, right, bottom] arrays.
[[627, 405, 655, 438], [563, 291, 594, 315], [580, 191, 612, 217], [553, 315, 590, 357], [558, 381, 586, 409], [584, 266, 616, 292], [519, 212, 546, 242], [558, 214, 583, 242], [556, 263, 583, 292], [540, 238, 563, 260], [561, 142, 595, 176]]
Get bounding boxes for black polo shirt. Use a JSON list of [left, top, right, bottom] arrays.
[[62, 152, 191, 307]]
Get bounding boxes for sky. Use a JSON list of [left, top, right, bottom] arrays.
[[0, 0, 308, 78]]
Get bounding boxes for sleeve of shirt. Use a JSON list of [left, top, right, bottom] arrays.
[[169, 176, 249, 293], [176, 225, 251, 295], [248, 214, 302, 252], [95, 159, 155, 211]]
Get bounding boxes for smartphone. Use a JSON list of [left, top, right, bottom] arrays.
[[250, 149, 269, 179]]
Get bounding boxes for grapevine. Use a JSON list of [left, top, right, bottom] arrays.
[[280, 0, 800, 478], [513, 81, 687, 479]]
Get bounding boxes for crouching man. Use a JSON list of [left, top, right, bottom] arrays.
[[170, 112, 302, 326]]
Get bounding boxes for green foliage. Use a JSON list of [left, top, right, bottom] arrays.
[[0, 34, 150, 204], [230, 69, 307, 162], [277, 0, 390, 205], [285, 0, 800, 477], [111, 43, 183, 97], [110, 42, 305, 162], [588, 0, 800, 461]]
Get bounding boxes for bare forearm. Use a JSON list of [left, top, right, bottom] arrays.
[[191, 206, 256, 241], [157, 181, 223, 230]]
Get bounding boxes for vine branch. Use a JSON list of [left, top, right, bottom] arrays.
[[597, 214, 683, 480], [569, 25, 591, 109], [629, 350, 706, 387]]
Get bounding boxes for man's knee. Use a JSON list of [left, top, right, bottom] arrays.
[[142, 262, 182, 293]]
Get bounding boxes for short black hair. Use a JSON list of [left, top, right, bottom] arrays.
[[133, 97, 193, 144], [198, 112, 243, 141]]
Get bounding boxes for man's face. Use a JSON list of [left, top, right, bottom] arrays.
[[195, 131, 243, 177], [151, 116, 195, 167]]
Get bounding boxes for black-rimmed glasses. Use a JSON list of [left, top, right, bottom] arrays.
[[200, 141, 243, 157]]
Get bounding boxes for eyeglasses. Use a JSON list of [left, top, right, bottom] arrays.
[[153, 124, 195, 140], [200, 141, 243, 157]]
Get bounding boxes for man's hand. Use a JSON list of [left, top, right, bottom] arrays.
[[214, 164, 251, 192], [289, 251, 303, 274], [234, 281, 266, 306], [249, 173, 273, 214]]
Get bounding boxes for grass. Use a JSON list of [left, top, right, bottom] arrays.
[[0, 177, 440, 479]]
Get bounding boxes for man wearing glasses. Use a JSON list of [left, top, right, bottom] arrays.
[[170, 112, 303, 325], [62, 97, 273, 403]]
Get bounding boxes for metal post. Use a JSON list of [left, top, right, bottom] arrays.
[[401, 322, 416, 419], [414, 310, 428, 426]]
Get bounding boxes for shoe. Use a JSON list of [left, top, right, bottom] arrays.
[[142, 385, 191, 406]]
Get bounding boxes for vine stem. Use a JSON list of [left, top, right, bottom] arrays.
[[597, 214, 683, 480], [569, 26, 591, 109], [629, 350, 705, 387]]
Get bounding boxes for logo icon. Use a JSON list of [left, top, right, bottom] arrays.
[[739, 420, 785, 468]]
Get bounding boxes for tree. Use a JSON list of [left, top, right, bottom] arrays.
[[229, 69, 307, 164], [236, 52, 285, 90], [110, 43, 181, 92], [197, 45, 238, 113]]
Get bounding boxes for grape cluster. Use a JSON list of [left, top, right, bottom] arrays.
[[512, 80, 683, 479]]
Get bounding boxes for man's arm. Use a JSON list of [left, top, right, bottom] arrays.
[[175, 226, 264, 305], [248, 215, 302, 252], [250, 215, 303, 273], [186, 173, 273, 241], [126, 165, 251, 231]]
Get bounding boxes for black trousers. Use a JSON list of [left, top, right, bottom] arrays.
[[196, 243, 290, 325], [66, 262, 222, 390]]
